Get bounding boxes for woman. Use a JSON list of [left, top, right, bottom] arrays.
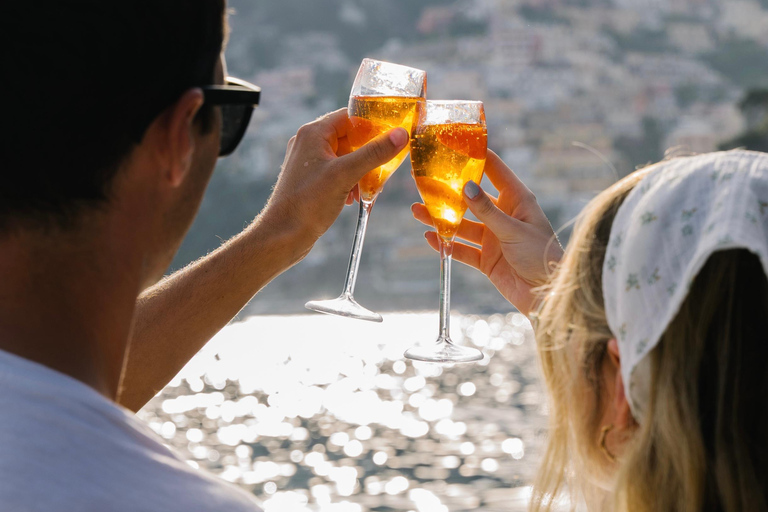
[[413, 149, 768, 511]]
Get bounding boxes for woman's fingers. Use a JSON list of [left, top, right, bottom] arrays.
[[483, 150, 535, 205], [424, 231, 482, 270], [456, 219, 484, 245], [463, 180, 524, 243], [411, 203, 485, 245], [411, 203, 434, 227]]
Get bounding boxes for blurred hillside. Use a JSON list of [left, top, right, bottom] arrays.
[[720, 89, 768, 151], [171, 0, 768, 316]]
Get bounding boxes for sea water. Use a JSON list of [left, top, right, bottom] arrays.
[[138, 312, 546, 511]]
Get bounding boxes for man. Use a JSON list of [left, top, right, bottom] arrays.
[[0, 1, 407, 510]]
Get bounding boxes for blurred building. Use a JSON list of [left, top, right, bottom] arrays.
[[177, 0, 766, 315]]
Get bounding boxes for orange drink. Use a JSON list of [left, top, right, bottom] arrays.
[[405, 100, 486, 364], [411, 122, 487, 240], [348, 95, 423, 201], [306, 58, 426, 323]]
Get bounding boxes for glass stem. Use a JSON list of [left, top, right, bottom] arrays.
[[438, 238, 453, 342], [342, 199, 374, 297]]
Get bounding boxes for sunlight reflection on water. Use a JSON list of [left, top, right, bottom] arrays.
[[138, 312, 546, 511]]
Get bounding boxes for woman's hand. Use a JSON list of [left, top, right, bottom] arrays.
[[412, 150, 563, 316]]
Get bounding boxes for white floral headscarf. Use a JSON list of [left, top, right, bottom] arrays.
[[603, 150, 768, 421]]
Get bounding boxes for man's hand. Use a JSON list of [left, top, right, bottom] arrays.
[[260, 108, 408, 262], [120, 108, 407, 412], [412, 150, 563, 316]]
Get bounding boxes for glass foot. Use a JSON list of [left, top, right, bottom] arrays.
[[404, 338, 483, 363], [305, 294, 383, 323]]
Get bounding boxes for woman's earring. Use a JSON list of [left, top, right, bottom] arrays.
[[599, 424, 617, 462]]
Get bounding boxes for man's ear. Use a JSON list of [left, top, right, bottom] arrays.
[[607, 338, 634, 429], [161, 88, 205, 187]]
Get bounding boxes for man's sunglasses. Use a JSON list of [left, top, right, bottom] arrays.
[[202, 77, 261, 157]]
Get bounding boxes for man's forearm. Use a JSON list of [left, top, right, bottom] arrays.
[[117, 108, 409, 413], [117, 216, 308, 412]]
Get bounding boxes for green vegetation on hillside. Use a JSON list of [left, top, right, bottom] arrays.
[[704, 38, 768, 90], [719, 89, 768, 152]]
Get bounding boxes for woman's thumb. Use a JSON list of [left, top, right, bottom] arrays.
[[463, 180, 521, 240]]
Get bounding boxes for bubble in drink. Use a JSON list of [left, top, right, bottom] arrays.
[[348, 95, 423, 201], [411, 123, 487, 240]]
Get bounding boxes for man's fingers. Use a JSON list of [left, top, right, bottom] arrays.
[[286, 135, 297, 154], [424, 232, 481, 270], [345, 184, 361, 205], [297, 109, 351, 151], [313, 108, 350, 138], [337, 136, 352, 157], [463, 180, 524, 242], [334, 127, 408, 183]]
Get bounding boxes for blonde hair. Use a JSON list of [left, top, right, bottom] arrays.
[[530, 164, 768, 511]]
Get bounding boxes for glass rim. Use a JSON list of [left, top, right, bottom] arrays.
[[351, 92, 426, 98], [425, 100, 484, 106], [359, 57, 427, 76], [420, 100, 486, 126]]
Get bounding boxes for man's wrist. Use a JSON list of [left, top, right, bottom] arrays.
[[245, 210, 316, 270]]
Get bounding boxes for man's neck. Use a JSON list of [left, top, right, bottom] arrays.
[[0, 220, 145, 400]]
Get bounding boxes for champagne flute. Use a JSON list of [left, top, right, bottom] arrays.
[[306, 59, 427, 322], [406, 100, 487, 362]]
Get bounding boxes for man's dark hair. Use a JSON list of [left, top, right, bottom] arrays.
[[2, 0, 226, 230]]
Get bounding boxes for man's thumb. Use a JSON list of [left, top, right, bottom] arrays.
[[463, 180, 520, 239], [336, 127, 409, 181]]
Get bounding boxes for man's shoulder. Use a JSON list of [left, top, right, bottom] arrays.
[[0, 441, 263, 512], [0, 403, 263, 511], [0, 353, 262, 512]]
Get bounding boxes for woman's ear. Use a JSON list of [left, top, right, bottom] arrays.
[[607, 338, 634, 429]]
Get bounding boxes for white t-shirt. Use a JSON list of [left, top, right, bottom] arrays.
[[0, 349, 263, 512]]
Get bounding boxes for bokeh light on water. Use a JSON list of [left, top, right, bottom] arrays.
[[138, 312, 546, 511]]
